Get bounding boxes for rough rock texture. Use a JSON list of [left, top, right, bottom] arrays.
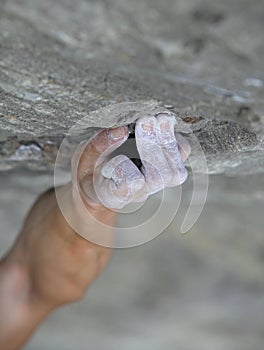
[[1, 0, 264, 174]]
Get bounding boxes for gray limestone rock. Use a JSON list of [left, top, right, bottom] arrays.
[[1, 0, 264, 175]]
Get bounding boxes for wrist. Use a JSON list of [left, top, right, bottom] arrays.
[[0, 253, 54, 318]]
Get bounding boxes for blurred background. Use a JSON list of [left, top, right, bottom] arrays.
[[1, 0, 264, 349], [1, 171, 264, 350]]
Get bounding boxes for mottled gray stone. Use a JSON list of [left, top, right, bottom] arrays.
[[1, 0, 264, 175]]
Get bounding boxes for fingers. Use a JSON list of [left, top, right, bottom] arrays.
[[96, 155, 146, 209], [175, 132, 191, 162], [135, 116, 170, 194], [80, 154, 147, 209], [72, 114, 190, 211], [135, 114, 188, 195], [156, 114, 188, 185]]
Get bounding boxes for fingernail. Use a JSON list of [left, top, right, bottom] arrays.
[[141, 119, 154, 136], [108, 127, 126, 140]]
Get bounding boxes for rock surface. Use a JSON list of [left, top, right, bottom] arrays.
[[1, 0, 264, 174]]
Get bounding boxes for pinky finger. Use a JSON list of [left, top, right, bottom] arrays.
[[175, 133, 191, 162]]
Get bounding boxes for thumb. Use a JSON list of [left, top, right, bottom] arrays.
[[71, 126, 129, 186]]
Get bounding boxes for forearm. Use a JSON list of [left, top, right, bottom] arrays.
[[0, 187, 70, 350], [0, 260, 52, 350], [0, 184, 114, 350]]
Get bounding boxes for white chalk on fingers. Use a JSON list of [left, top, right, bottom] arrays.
[[135, 115, 171, 183], [135, 113, 189, 191], [175, 132, 191, 162], [156, 114, 188, 185], [100, 155, 146, 208]]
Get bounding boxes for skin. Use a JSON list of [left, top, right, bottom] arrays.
[[0, 114, 190, 350]]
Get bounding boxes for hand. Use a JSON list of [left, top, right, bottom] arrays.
[[78, 113, 190, 209]]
